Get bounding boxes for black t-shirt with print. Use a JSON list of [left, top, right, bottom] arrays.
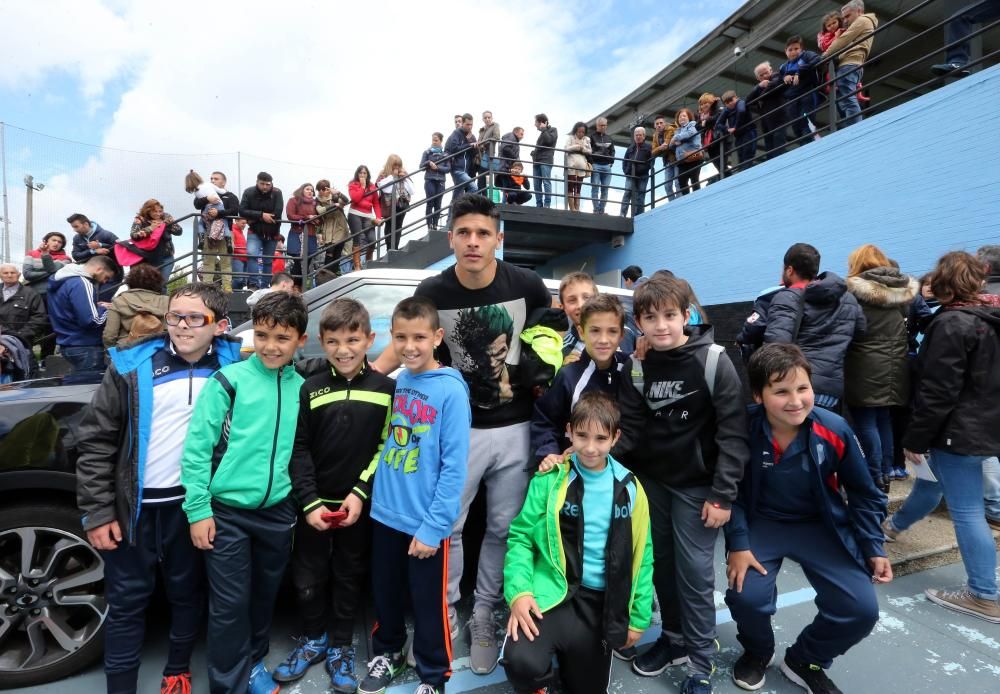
[[415, 260, 551, 428]]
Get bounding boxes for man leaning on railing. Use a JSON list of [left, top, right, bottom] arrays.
[[821, 1, 879, 128]]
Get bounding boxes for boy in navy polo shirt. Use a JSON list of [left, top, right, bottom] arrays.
[[725, 344, 891, 694]]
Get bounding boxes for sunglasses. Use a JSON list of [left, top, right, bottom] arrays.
[[165, 311, 215, 327]]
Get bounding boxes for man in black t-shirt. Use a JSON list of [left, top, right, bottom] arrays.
[[373, 194, 550, 674]]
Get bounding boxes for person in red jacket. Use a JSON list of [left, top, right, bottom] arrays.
[[286, 183, 321, 286], [272, 235, 287, 275], [347, 165, 383, 271], [231, 218, 249, 290]]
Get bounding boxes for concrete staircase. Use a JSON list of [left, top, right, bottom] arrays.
[[885, 478, 1000, 577]]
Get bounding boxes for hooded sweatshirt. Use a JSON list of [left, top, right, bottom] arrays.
[[47, 264, 108, 346], [371, 366, 472, 547]]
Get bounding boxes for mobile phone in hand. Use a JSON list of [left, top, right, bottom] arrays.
[[321, 510, 349, 528]]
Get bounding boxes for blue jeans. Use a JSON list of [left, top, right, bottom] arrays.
[[835, 64, 863, 127], [450, 170, 478, 196], [231, 258, 246, 290], [533, 163, 553, 207], [850, 406, 894, 481], [929, 449, 998, 599], [662, 163, 679, 201], [157, 256, 175, 289], [589, 164, 612, 212], [619, 175, 649, 217], [984, 456, 1000, 522], [945, 0, 1000, 66], [890, 477, 944, 532], [61, 344, 105, 373], [244, 232, 278, 289], [424, 179, 445, 229]]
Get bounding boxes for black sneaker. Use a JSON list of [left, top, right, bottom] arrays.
[[613, 646, 638, 661], [931, 62, 970, 77], [780, 653, 842, 694], [732, 651, 773, 691], [357, 651, 405, 694], [632, 637, 689, 677]]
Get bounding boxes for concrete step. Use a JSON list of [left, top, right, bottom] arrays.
[[886, 510, 1000, 577]]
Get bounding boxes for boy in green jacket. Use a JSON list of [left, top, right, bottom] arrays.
[[502, 391, 654, 693], [181, 291, 308, 694]]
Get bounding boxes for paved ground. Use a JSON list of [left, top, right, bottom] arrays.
[[20, 549, 1000, 693]]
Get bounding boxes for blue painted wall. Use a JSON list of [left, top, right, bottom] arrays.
[[538, 64, 1000, 306]]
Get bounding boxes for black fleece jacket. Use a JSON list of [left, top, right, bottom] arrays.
[[613, 325, 749, 507]]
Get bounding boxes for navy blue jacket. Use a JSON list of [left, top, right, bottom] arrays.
[[726, 405, 888, 569], [777, 50, 823, 99], [444, 127, 476, 173], [714, 98, 756, 139], [419, 147, 452, 182], [763, 272, 866, 398], [531, 351, 629, 463], [47, 265, 108, 347], [622, 141, 653, 178], [736, 285, 783, 363], [71, 222, 118, 263]]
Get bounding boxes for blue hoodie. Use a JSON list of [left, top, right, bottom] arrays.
[[371, 366, 472, 546], [48, 264, 108, 346]]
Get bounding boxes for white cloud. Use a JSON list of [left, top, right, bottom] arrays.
[[2, 0, 733, 264]]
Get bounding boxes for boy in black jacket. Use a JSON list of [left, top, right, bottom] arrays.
[[725, 344, 889, 693], [614, 277, 750, 694], [274, 298, 394, 691]]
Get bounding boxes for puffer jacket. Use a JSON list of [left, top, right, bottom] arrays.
[[315, 191, 351, 245], [764, 272, 866, 398], [22, 248, 71, 295], [844, 268, 918, 407], [102, 288, 170, 348]]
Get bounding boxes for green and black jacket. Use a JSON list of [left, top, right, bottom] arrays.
[[290, 359, 395, 511]]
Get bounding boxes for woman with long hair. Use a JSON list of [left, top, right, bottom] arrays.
[[563, 122, 592, 211], [315, 179, 351, 276], [671, 109, 702, 195], [286, 182, 321, 285], [695, 92, 724, 183], [347, 165, 383, 270], [844, 244, 918, 492], [376, 154, 414, 252], [123, 199, 182, 286], [900, 251, 1000, 622]]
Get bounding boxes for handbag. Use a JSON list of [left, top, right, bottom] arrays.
[[683, 150, 706, 164]]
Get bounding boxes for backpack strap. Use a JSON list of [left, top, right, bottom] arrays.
[[704, 343, 724, 397], [209, 372, 236, 479], [629, 356, 644, 397]]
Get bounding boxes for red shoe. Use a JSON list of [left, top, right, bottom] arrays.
[[160, 672, 192, 694]]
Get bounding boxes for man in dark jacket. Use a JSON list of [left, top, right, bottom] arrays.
[[746, 61, 788, 160], [0, 264, 47, 348], [777, 36, 823, 145], [763, 243, 865, 411], [589, 117, 616, 213], [239, 171, 284, 288], [445, 113, 479, 196], [620, 127, 653, 218], [979, 244, 1000, 295], [715, 90, 758, 171], [530, 113, 558, 208], [499, 127, 524, 172], [68, 212, 122, 302]]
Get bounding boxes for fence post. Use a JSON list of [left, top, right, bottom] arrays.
[[300, 224, 309, 289], [828, 67, 839, 134], [719, 137, 726, 180], [390, 184, 398, 257], [190, 217, 199, 284], [649, 165, 656, 210]]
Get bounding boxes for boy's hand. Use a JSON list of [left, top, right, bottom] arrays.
[[305, 505, 332, 531], [624, 629, 643, 649], [191, 518, 216, 550], [508, 595, 543, 642], [339, 493, 364, 527], [562, 351, 581, 366], [727, 550, 767, 592], [868, 556, 893, 584], [408, 537, 437, 559], [86, 521, 122, 551], [538, 453, 564, 474], [633, 335, 650, 360], [701, 501, 731, 528]]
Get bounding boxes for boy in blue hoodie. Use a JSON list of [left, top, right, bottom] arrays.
[[725, 344, 890, 694], [76, 283, 241, 694], [359, 296, 472, 694]]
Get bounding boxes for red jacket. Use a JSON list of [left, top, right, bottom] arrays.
[[286, 196, 320, 236], [231, 224, 248, 261], [348, 181, 382, 218]]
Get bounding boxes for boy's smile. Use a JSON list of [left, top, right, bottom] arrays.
[[561, 281, 596, 328], [583, 312, 623, 368], [567, 420, 620, 471], [254, 321, 306, 369], [637, 304, 690, 351], [322, 327, 375, 380], [755, 366, 815, 432], [167, 294, 226, 363], [392, 317, 444, 374]]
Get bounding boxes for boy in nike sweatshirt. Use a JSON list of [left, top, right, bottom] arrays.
[[181, 291, 308, 694], [614, 277, 749, 694], [359, 296, 471, 694]]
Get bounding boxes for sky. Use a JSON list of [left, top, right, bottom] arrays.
[[0, 0, 746, 265]]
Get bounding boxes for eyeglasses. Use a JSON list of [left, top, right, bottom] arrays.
[[164, 311, 215, 327]]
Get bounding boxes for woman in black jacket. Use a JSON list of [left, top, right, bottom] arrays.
[[902, 251, 1000, 623]]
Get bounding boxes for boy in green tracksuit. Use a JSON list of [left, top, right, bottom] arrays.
[[181, 291, 309, 694], [502, 391, 654, 694]]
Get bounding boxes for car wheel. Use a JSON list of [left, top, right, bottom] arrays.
[[0, 503, 107, 689]]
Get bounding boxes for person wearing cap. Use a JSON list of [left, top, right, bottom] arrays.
[[239, 172, 284, 288]]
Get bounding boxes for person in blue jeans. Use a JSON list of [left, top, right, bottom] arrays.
[[588, 117, 615, 212], [420, 132, 450, 230], [901, 250, 1000, 624], [445, 114, 479, 196], [932, 0, 1000, 75], [239, 172, 284, 289], [531, 114, 558, 208], [819, 2, 878, 128]]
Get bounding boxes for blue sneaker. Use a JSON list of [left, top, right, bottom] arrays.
[[680, 674, 713, 694], [248, 661, 279, 694], [327, 645, 359, 693], [272, 634, 328, 682]]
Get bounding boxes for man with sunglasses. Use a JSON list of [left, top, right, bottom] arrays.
[[77, 282, 243, 694]]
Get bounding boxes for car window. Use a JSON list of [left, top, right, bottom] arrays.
[[0, 400, 88, 471], [302, 282, 417, 360]]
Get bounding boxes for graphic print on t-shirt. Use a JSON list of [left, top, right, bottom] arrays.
[[438, 298, 527, 411]]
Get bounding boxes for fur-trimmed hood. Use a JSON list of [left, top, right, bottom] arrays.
[[847, 267, 918, 307]]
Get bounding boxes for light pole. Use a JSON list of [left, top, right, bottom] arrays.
[[24, 175, 44, 255]]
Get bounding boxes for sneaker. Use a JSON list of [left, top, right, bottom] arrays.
[[406, 606, 460, 668], [632, 636, 689, 677], [159, 672, 191, 694], [680, 674, 713, 694], [468, 605, 499, 674], [613, 645, 638, 661], [881, 518, 899, 543], [780, 653, 842, 694], [732, 652, 773, 691], [925, 588, 1000, 623], [272, 634, 328, 682], [891, 467, 909, 480], [358, 651, 405, 694], [414, 685, 443, 694], [248, 661, 279, 694], [931, 62, 970, 76], [328, 645, 358, 693]]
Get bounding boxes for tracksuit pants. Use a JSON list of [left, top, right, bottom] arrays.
[[204, 499, 296, 694], [103, 502, 203, 694], [370, 520, 452, 688], [725, 518, 880, 668], [502, 587, 613, 694], [640, 480, 718, 678], [291, 509, 371, 645]]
